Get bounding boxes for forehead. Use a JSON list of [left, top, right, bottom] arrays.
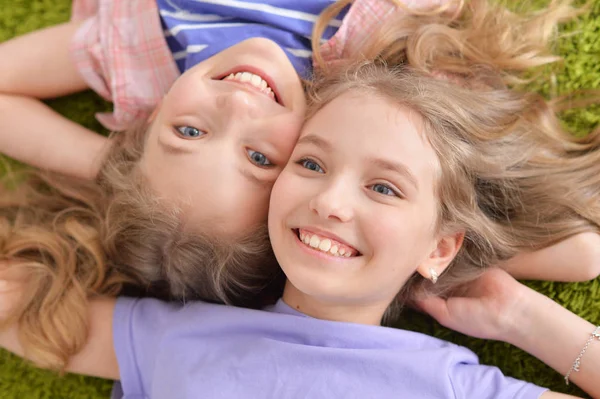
[[301, 92, 440, 184], [139, 147, 272, 236]]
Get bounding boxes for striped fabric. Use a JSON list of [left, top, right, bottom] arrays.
[[69, 0, 449, 131], [159, 0, 345, 78]]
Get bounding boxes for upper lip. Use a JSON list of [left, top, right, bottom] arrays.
[[296, 227, 360, 254], [214, 66, 284, 106]]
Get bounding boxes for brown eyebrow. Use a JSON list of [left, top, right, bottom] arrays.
[[296, 134, 332, 151], [368, 158, 419, 191], [298, 133, 419, 190]]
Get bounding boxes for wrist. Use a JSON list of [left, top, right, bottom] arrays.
[[499, 284, 596, 369], [495, 282, 543, 345]]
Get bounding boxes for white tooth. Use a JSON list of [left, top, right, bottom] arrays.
[[240, 72, 252, 82], [329, 245, 338, 255], [299, 231, 304, 240], [302, 234, 310, 244], [250, 74, 262, 87], [318, 239, 332, 252], [309, 235, 320, 248], [344, 252, 351, 257], [259, 79, 267, 89], [339, 248, 346, 256]]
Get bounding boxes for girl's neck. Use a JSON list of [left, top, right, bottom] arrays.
[[281, 280, 387, 326]]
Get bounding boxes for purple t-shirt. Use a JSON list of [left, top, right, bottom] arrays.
[[111, 297, 547, 399]]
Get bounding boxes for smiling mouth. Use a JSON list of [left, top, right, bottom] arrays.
[[217, 70, 282, 105], [293, 229, 361, 258]]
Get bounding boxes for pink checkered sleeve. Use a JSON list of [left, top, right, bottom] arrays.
[[319, 0, 454, 65], [70, 0, 180, 131]]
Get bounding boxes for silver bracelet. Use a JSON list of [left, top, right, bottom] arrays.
[[564, 326, 600, 385]]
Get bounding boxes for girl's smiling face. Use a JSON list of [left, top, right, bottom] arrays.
[[140, 38, 306, 236], [268, 91, 461, 324]]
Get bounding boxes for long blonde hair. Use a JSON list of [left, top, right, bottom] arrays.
[[307, 0, 599, 320]]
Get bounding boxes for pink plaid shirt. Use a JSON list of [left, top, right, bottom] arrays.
[[70, 0, 450, 131], [71, 0, 179, 131]]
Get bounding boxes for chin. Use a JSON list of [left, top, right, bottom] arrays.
[[243, 37, 288, 56], [285, 270, 349, 301]]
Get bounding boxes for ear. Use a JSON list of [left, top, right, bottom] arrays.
[[417, 231, 465, 281]]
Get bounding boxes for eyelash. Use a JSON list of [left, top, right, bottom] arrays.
[[296, 157, 324, 173], [296, 157, 404, 199], [174, 125, 206, 139], [368, 183, 403, 198], [247, 149, 274, 168]]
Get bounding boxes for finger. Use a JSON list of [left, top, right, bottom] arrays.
[[414, 296, 452, 326]]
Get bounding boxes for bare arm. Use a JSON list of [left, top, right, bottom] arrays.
[[541, 393, 583, 399], [507, 283, 600, 399], [0, 94, 110, 179], [0, 21, 110, 180], [417, 269, 600, 398], [0, 297, 119, 380], [501, 232, 600, 282]]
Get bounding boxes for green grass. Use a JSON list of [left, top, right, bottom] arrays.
[[0, 0, 598, 397], [0, 0, 115, 397]]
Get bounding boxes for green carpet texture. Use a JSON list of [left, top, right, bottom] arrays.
[[0, 0, 599, 398]]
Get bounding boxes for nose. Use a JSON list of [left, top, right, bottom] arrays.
[[309, 179, 355, 223], [216, 89, 261, 119]]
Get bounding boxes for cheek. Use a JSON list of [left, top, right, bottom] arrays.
[[373, 210, 436, 257], [238, 197, 270, 228], [269, 170, 295, 217], [268, 118, 304, 162], [162, 82, 188, 110], [208, 181, 272, 233], [161, 77, 206, 116], [243, 186, 271, 214]]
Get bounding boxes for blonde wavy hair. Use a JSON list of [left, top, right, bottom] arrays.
[[0, 121, 284, 371], [308, 0, 599, 320]]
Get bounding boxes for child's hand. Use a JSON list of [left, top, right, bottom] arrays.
[[415, 268, 528, 341]]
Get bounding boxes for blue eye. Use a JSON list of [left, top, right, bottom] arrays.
[[176, 126, 205, 138], [299, 158, 324, 173], [247, 149, 272, 166], [370, 183, 397, 197]]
